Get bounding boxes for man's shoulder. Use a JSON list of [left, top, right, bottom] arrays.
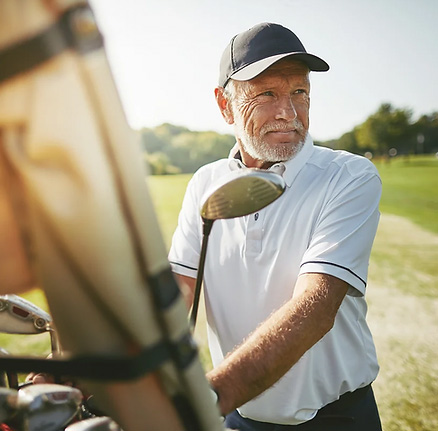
[[196, 158, 230, 173], [189, 158, 231, 191], [311, 145, 379, 178], [193, 158, 230, 179]]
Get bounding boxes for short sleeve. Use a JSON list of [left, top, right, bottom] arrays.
[[300, 167, 382, 296]]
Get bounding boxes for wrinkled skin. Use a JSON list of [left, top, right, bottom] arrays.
[[216, 59, 311, 169]]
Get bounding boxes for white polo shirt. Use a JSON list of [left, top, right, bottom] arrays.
[[169, 135, 381, 425]]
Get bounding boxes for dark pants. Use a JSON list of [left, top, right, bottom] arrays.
[[225, 385, 382, 431]]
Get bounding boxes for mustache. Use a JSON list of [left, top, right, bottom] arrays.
[[260, 119, 306, 135]]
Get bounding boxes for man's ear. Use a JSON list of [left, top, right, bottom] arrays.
[[215, 87, 234, 124]]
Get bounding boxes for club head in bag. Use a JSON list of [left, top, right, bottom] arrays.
[[190, 168, 286, 327], [0, 295, 61, 354], [0, 387, 18, 424], [65, 416, 123, 431], [14, 384, 82, 431]]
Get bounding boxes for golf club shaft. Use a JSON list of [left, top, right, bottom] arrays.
[[190, 219, 213, 328]]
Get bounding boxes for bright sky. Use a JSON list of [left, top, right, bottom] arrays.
[[88, 0, 437, 141]]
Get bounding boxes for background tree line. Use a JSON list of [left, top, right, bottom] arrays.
[[140, 103, 438, 174]]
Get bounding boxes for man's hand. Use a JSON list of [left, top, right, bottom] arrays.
[[24, 353, 78, 389], [24, 372, 54, 385], [24, 372, 76, 387]]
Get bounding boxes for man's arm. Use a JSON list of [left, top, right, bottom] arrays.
[[206, 272, 349, 415], [174, 273, 197, 310]]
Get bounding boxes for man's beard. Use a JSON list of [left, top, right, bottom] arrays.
[[235, 119, 307, 163]]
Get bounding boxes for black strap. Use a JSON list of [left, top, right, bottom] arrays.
[[0, 331, 197, 381], [0, 4, 103, 84]]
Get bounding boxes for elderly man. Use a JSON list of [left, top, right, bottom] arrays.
[[169, 22, 382, 430]]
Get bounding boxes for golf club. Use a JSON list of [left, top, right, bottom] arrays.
[[65, 416, 123, 431], [0, 295, 61, 355], [190, 168, 286, 327], [0, 349, 18, 390], [12, 383, 82, 431]]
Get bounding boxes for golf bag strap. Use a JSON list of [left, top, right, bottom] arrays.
[[0, 3, 103, 85], [0, 265, 197, 379], [0, 331, 197, 380]]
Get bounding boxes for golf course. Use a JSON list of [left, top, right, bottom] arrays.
[[1, 154, 436, 430]]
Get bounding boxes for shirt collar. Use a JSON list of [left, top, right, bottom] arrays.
[[227, 135, 314, 187]]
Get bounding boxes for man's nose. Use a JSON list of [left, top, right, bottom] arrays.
[[274, 96, 297, 121]]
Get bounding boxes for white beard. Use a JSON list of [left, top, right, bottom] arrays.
[[234, 120, 307, 162]]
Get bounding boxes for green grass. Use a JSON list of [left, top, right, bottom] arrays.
[[370, 155, 438, 298], [374, 154, 438, 234], [146, 174, 192, 249], [369, 212, 438, 298]]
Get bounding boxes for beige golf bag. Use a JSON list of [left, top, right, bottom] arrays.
[[0, 1, 224, 429]]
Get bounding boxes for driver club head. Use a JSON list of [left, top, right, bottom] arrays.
[[0, 295, 61, 354], [14, 384, 82, 431], [200, 168, 286, 221], [65, 416, 123, 431]]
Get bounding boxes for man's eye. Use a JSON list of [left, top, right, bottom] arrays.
[[259, 91, 274, 97], [294, 89, 307, 95]]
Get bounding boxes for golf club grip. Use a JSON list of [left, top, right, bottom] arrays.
[[190, 233, 210, 328]]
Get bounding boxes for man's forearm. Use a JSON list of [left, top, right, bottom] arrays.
[[173, 273, 196, 310], [206, 273, 349, 415]]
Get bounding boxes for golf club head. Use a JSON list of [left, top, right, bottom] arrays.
[[0, 295, 61, 355], [0, 295, 51, 335], [0, 387, 18, 424], [65, 416, 123, 431], [15, 383, 82, 431], [200, 168, 286, 221]]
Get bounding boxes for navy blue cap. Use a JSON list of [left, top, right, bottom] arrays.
[[219, 22, 329, 88]]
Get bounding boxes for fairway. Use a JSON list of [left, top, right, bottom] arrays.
[[146, 174, 192, 249], [367, 214, 438, 431], [374, 155, 438, 234]]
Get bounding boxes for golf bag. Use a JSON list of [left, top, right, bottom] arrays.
[[0, 1, 224, 429]]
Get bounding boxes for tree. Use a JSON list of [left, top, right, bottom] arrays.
[[413, 112, 438, 154], [140, 124, 235, 174], [144, 152, 181, 175], [335, 128, 362, 154], [140, 128, 167, 154], [171, 131, 234, 173], [356, 103, 414, 156]]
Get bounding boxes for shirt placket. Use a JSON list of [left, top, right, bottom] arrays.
[[245, 209, 265, 255]]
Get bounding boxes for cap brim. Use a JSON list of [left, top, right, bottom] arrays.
[[230, 52, 329, 82]]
